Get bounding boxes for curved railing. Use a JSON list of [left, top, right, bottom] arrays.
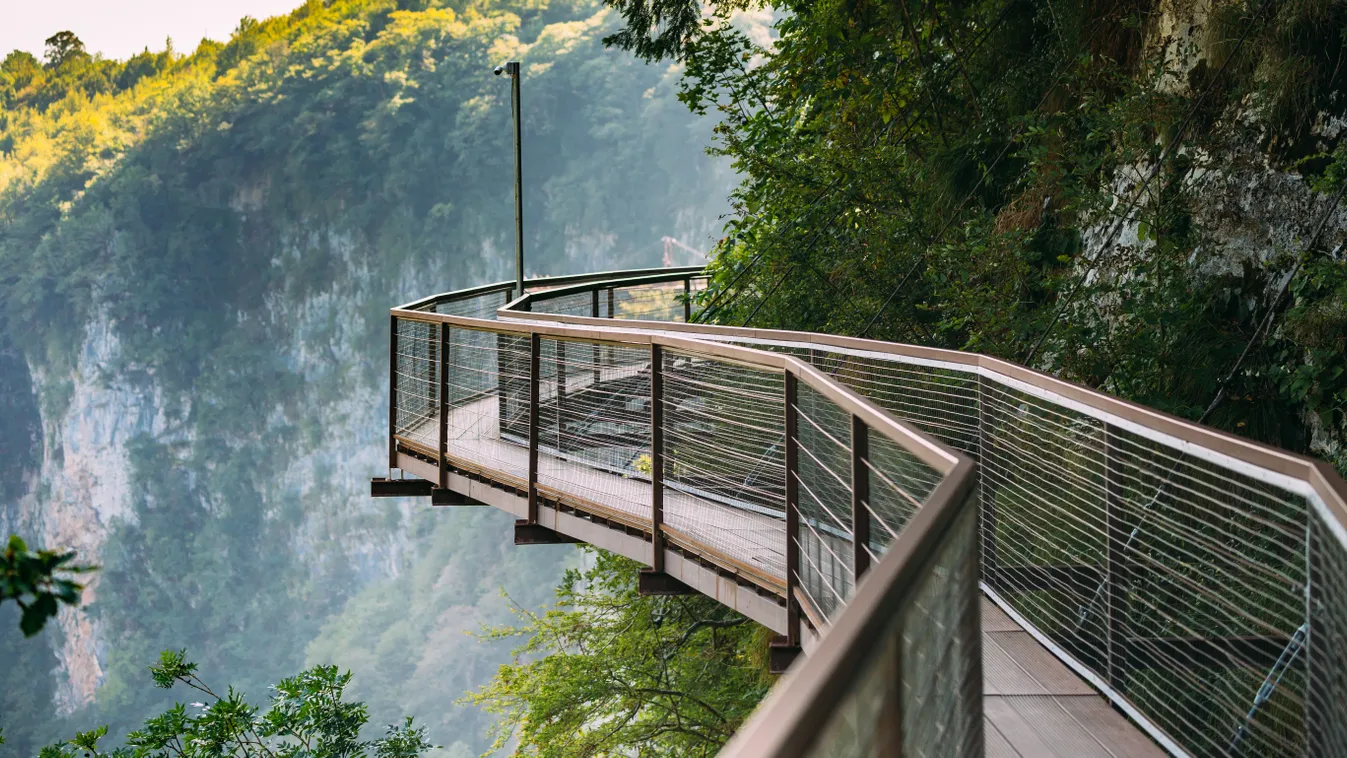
[[381, 267, 1347, 758]]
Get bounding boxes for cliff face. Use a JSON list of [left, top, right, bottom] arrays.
[[0, 0, 744, 746], [1, 209, 729, 740]]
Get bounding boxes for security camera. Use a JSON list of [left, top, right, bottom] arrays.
[[493, 65, 505, 76]]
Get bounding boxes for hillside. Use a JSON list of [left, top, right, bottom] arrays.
[[0, 0, 733, 753]]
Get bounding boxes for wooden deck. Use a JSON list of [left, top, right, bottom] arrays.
[[981, 598, 1165, 757], [399, 395, 1166, 757]]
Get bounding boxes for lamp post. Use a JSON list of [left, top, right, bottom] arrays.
[[494, 60, 524, 298]]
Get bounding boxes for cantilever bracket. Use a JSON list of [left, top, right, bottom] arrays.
[[432, 488, 484, 506], [768, 635, 802, 675], [514, 520, 584, 545], [637, 568, 694, 596], [371, 477, 434, 497]]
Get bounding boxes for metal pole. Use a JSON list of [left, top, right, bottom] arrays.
[[388, 315, 399, 470], [1104, 423, 1127, 692], [510, 61, 524, 298], [852, 415, 870, 579], [528, 332, 541, 523], [651, 344, 665, 572], [785, 370, 801, 647], [438, 324, 451, 489]]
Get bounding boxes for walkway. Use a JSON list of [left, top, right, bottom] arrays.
[[377, 266, 1347, 758]]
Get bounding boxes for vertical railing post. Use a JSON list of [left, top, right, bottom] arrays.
[[650, 344, 665, 571], [607, 287, 616, 320], [590, 288, 602, 387], [1104, 423, 1128, 693], [388, 314, 399, 470], [1305, 517, 1323, 757], [528, 332, 541, 523], [556, 339, 568, 453], [852, 415, 871, 580], [785, 370, 801, 647], [438, 323, 451, 489], [683, 277, 692, 322], [978, 375, 998, 590]]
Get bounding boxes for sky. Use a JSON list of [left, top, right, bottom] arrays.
[[0, 0, 304, 61]]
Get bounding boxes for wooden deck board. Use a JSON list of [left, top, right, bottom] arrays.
[[981, 603, 1167, 757]]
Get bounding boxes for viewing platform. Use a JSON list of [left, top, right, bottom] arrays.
[[374, 267, 1347, 757]]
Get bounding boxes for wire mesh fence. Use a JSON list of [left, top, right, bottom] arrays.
[[794, 382, 856, 622], [536, 336, 653, 523], [700, 321, 1341, 757], [661, 346, 788, 582], [393, 318, 440, 450], [526, 279, 707, 322], [432, 287, 512, 318]]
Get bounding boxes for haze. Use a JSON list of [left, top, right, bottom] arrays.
[[0, 0, 301, 60]]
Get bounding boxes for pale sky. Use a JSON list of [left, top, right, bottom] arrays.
[[0, 0, 304, 61]]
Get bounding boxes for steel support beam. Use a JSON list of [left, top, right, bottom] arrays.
[[371, 477, 433, 497], [638, 568, 693, 595], [432, 488, 484, 506], [515, 520, 583, 545]]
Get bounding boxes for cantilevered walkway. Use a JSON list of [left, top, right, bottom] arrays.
[[373, 267, 1347, 758]]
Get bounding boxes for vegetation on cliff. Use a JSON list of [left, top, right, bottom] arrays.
[[0, 0, 727, 754], [5, 0, 1347, 754], [651, 0, 1347, 469]]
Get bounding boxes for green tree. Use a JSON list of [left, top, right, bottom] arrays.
[[0, 535, 93, 636], [467, 550, 773, 756], [41, 650, 435, 758], [600, 0, 1347, 470], [42, 32, 88, 69]]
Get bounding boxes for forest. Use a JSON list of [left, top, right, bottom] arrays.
[[3, 0, 1347, 755]]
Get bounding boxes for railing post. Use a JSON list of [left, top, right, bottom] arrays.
[[978, 375, 998, 589], [556, 339, 568, 453], [388, 315, 399, 470], [785, 370, 801, 647], [528, 332, 541, 524], [1104, 423, 1128, 693], [852, 415, 870, 580], [683, 277, 692, 322], [607, 287, 616, 320], [650, 344, 665, 571], [591, 288, 602, 387], [438, 323, 451, 489], [1306, 517, 1324, 757]]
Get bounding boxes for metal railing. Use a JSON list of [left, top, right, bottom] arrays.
[[384, 267, 1347, 758]]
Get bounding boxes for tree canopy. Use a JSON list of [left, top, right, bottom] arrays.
[[468, 550, 773, 756]]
